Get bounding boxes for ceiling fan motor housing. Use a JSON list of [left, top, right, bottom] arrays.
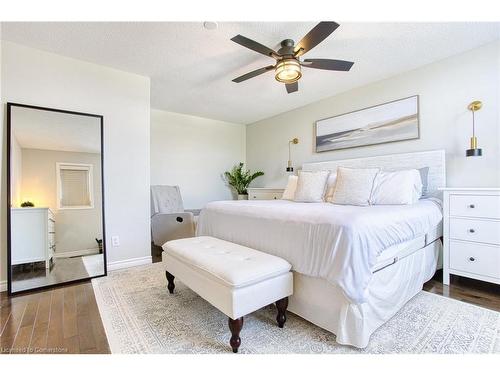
[[278, 39, 296, 56]]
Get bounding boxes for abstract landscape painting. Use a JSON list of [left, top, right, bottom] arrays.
[[315, 96, 419, 152]]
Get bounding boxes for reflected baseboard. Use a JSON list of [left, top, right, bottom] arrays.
[[54, 248, 100, 258], [107, 256, 152, 272], [0, 256, 153, 292]]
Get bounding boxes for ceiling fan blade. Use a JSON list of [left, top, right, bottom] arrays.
[[294, 22, 340, 57], [302, 59, 354, 71], [231, 35, 278, 58], [285, 82, 298, 94], [232, 65, 275, 83]]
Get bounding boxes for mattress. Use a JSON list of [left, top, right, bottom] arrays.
[[373, 223, 442, 272], [197, 199, 443, 304]]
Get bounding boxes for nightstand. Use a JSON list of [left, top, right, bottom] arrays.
[[440, 188, 500, 286], [247, 188, 285, 200]]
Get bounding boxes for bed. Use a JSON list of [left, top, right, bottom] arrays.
[[197, 150, 445, 348]]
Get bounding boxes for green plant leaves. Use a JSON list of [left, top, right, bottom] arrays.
[[224, 163, 264, 195]]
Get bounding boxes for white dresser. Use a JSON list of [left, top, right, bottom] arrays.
[[247, 188, 285, 200], [440, 188, 500, 285], [11, 207, 55, 269]]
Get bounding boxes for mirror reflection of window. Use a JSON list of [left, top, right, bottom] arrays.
[[8, 104, 106, 294], [57, 163, 94, 209]]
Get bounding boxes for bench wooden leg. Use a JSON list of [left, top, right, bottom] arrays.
[[165, 271, 175, 294], [276, 297, 288, 328], [228, 317, 244, 353]]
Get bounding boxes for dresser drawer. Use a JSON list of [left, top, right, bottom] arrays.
[[247, 189, 284, 200], [450, 218, 500, 245], [449, 241, 500, 279], [48, 218, 55, 233], [449, 194, 500, 219]]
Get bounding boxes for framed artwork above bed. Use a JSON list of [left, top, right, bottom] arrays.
[[315, 95, 420, 152]]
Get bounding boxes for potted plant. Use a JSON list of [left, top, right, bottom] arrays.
[[224, 163, 264, 200]]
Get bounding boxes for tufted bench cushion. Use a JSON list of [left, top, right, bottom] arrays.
[[163, 236, 291, 288], [162, 236, 293, 352]]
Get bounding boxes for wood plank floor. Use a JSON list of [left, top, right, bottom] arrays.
[[1, 271, 498, 354], [0, 281, 110, 354]]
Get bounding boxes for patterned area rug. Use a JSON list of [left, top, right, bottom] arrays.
[[92, 262, 500, 354]]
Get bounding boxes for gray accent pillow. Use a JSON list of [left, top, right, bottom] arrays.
[[418, 167, 429, 197]]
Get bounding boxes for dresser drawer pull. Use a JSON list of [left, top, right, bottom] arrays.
[[253, 196, 257, 199], [469, 204, 475, 208], [468, 228, 475, 233], [469, 257, 475, 262]]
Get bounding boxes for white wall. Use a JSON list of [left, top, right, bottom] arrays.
[[247, 41, 500, 189], [10, 135, 22, 207], [21, 149, 103, 255], [151, 109, 246, 208], [1, 41, 151, 287]]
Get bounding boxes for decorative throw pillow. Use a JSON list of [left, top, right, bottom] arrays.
[[293, 170, 330, 203], [370, 169, 423, 205], [324, 172, 338, 202], [331, 167, 379, 206], [282, 175, 298, 200]]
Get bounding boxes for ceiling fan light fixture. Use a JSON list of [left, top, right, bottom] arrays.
[[275, 59, 302, 84]]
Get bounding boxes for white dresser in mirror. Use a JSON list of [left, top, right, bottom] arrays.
[[11, 207, 55, 269]]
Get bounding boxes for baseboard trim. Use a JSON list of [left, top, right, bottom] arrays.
[[54, 248, 100, 258], [0, 257, 152, 291], [107, 256, 152, 272]]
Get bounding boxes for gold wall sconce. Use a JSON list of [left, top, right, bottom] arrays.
[[466, 100, 483, 157], [286, 138, 299, 172]]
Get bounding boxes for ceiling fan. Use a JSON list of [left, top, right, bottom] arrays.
[[231, 22, 354, 94]]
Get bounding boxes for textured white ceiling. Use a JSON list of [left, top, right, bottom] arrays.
[[12, 106, 101, 153], [2, 22, 499, 124]]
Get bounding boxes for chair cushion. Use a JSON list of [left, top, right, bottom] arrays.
[[162, 236, 291, 288]]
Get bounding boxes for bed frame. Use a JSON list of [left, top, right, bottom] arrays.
[[288, 150, 446, 348]]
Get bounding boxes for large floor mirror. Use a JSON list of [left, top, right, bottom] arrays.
[[7, 103, 106, 295]]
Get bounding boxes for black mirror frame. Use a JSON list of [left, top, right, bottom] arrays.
[[6, 102, 107, 296]]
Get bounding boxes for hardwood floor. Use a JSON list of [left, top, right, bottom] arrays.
[[423, 270, 500, 312], [1, 270, 498, 354], [0, 281, 110, 354]]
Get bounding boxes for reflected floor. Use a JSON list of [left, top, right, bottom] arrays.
[[11, 254, 104, 293]]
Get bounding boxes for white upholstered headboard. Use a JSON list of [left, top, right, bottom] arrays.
[[302, 150, 446, 198]]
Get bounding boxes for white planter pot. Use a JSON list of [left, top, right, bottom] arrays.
[[237, 194, 248, 200]]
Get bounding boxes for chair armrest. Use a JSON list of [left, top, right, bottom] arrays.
[[151, 212, 195, 247]]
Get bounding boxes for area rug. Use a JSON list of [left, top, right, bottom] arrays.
[[92, 262, 500, 354]]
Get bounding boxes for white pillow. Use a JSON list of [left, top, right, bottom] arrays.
[[294, 170, 330, 203], [371, 169, 423, 205], [331, 167, 379, 206], [282, 175, 298, 200], [324, 172, 338, 202]]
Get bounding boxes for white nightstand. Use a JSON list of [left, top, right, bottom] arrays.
[[247, 188, 285, 200], [440, 188, 500, 286]]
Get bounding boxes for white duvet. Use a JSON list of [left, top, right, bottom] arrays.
[[196, 199, 442, 305]]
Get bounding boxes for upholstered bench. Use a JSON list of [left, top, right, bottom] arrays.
[[162, 236, 293, 353]]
